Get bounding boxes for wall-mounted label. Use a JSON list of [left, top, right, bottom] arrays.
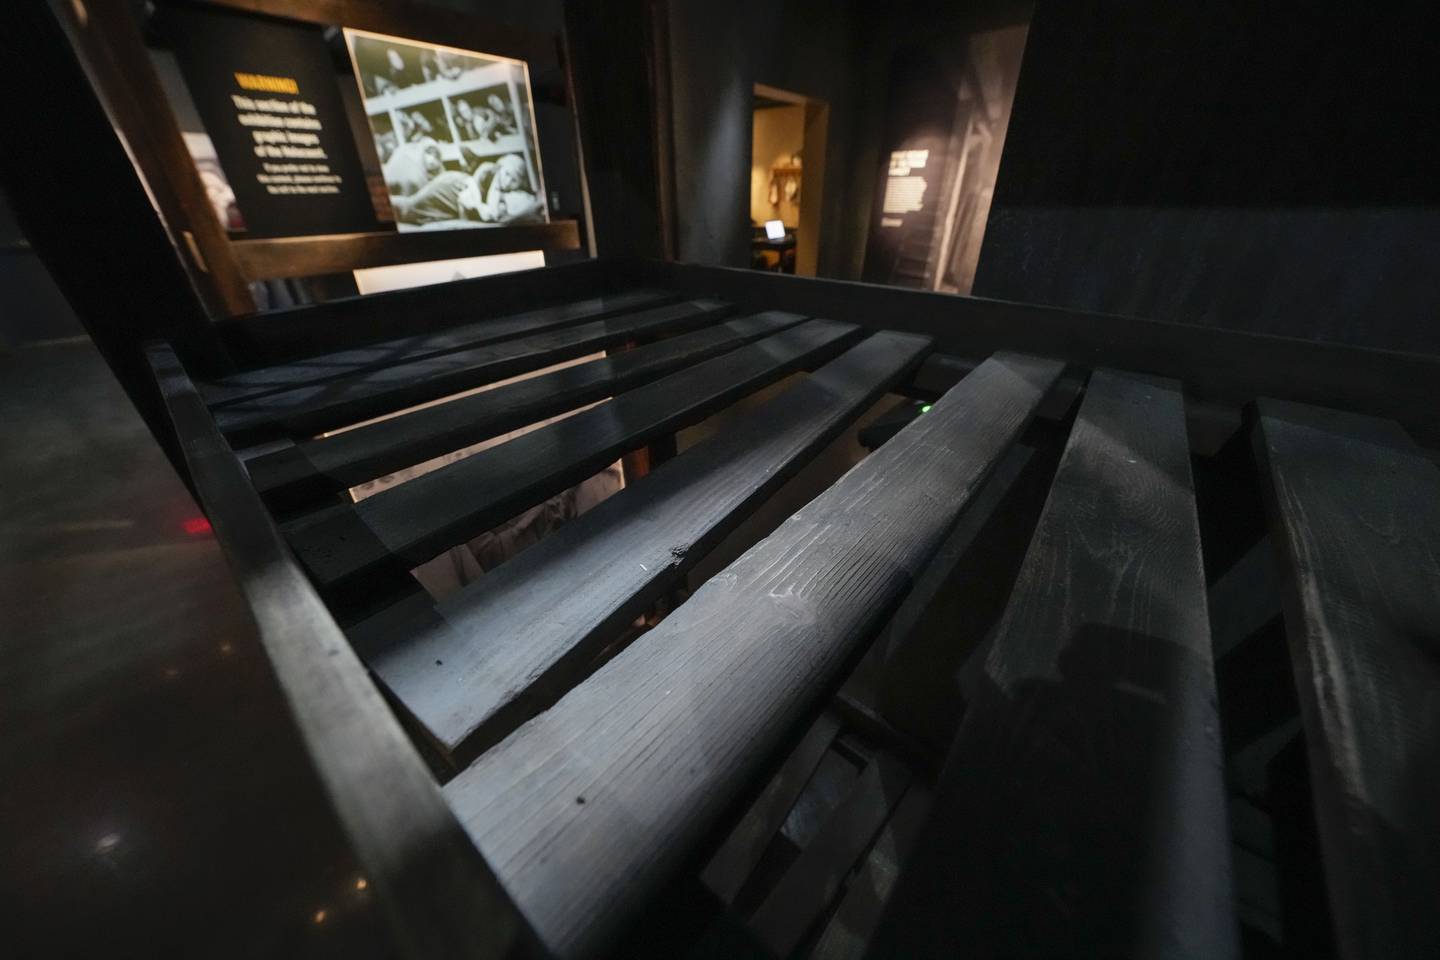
[[167, 5, 377, 238]]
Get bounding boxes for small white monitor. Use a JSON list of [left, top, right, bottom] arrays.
[[764, 219, 786, 241]]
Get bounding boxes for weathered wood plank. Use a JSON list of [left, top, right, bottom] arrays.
[[1253, 398, 1440, 960], [700, 713, 844, 906], [201, 288, 677, 406], [748, 753, 910, 957], [631, 259, 1440, 448], [217, 259, 606, 367], [144, 345, 539, 960], [347, 330, 929, 760], [287, 319, 864, 599], [850, 441, 1040, 753], [213, 298, 733, 443], [246, 312, 808, 510], [441, 352, 1064, 957], [867, 369, 1239, 959]]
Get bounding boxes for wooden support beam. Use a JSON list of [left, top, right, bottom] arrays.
[[848, 440, 1040, 753], [1254, 398, 1440, 960], [214, 299, 733, 442], [626, 259, 1440, 447], [441, 352, 1063, 957], [144, 344, 539, 960], [193, 0, 554, 66], [867, 369, 1238, 958], [203, 289, 677, 406]]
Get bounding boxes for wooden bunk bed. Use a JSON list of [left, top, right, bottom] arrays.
[[145, 258, 1440, 960]]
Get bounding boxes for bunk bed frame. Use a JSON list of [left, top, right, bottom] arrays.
[[147, 258, 1440, 960]]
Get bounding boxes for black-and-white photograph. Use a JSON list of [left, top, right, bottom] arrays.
[[343, 28, 548, 232], [450, 86, 522, 148]]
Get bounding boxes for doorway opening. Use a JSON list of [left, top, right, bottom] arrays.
[[750, 84, 827, 277]]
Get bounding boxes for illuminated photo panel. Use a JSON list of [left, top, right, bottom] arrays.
[[344, 28, 549, 232]]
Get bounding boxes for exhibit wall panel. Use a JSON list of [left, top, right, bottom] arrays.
[[974, 0, 1440, 356]]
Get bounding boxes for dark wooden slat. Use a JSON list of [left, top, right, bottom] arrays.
[[701, 713, 844, 906], [287, 317, 858, 598], [1253, 398, 1440, 960], [347, 330, 928, 760], [144, 345, 538, 960], [216, 259, 607, 368], [193, 0, 554, 66], [1208, 535, 1282, 658], [213, 298, 732, 443], [866, 369, 1238, 959], [441, 352, 1064, 958], [748, 753, 911, 957], [201, 288, 677, 407], [247, 312, 812, 510]]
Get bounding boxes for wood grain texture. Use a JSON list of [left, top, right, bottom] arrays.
[[626, 259, 1440, 448], [246, 312, 810, 510], [287, 319, 859, 597], [145, 345, 539, 960], [212, 299, 731, 443], [1254, 398, 1440, 960], [442, 352, 1063, 957], [866, 369, 1239, 959], [347, 330, 927, 761], [202, 289, 677, 407], [230, 222, 581, 282]]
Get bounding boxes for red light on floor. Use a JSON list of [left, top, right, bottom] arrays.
[[182, 516, 212, 536]]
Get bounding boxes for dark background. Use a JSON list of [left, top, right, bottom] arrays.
[[972, 0, 1440, 354]]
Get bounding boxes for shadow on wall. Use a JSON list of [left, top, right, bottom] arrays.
[[971, 1, 1440, 355], [860, 25, 1028, 295]]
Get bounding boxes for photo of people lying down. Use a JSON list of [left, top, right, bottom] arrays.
[[345, 28, 548, 232], [384, 143, 542, 228]]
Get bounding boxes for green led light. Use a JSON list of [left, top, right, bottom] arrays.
[[920, 404, 932, 414]]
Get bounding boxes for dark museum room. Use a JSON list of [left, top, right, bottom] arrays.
[[2, 1, 1437, 957]]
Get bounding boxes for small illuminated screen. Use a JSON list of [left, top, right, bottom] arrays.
[[764, 219, 786, 241]]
